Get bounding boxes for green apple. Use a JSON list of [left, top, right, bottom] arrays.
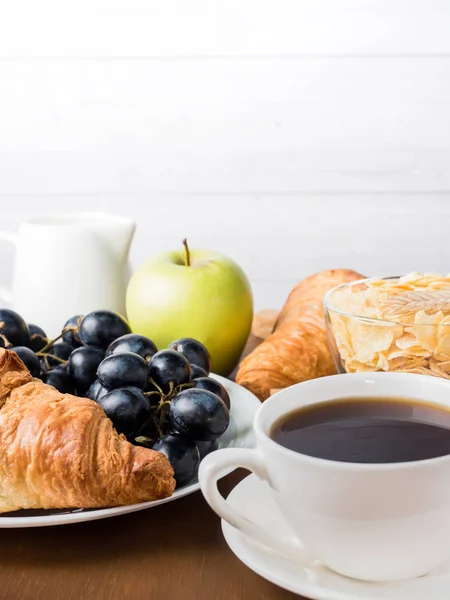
[[126, 242, 253, 376]]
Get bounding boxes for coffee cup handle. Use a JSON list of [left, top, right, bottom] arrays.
[[199, 447, 310, 563], [0, 232, 16, 304]]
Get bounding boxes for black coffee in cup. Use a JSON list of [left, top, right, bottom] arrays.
[[270, 397, 450, 463]]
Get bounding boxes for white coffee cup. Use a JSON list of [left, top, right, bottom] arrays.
[[199, 372, 450, 582]]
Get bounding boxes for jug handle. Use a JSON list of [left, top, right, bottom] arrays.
[[0, 232, 17, 304]]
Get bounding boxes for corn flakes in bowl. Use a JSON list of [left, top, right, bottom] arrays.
[[324, 273, 450, 379]]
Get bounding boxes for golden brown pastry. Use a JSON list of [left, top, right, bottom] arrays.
[[0, 349, 175, 513], [236, 269, 364, 400]]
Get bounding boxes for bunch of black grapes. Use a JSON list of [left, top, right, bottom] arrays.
[[0, 309, 230, 487]]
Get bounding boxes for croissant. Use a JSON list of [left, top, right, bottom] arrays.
[[236, 269, 364, 400], [0, 349, 175, 513]]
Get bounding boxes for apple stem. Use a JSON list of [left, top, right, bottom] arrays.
[[182, 238, 191, 267]]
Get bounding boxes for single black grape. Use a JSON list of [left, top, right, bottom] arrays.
[[0, 309, 30, 347], [97, 387, 150, 435], [68, 347, 105, 395], [153, 433, 200, 488], [11, 346, 41, 378], [78, 311, 131, 350], [27, 324, 48, 352], [97, 352, 148, 390], [192, 377, 231, 410], [196, 439, 219, 461], [169, 338, 211, 373], [190, 364, 208, 379], [169, 388, 229, 441], [86, 379, 109, 401], [43, 341, 73, 367], [62, 315, 83, 347], [105, 333, 157, 361], [44, 365, 76, 394], [148, 350, 191, 394]]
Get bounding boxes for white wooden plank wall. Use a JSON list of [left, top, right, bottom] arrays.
[[0, 1, 449, 309]]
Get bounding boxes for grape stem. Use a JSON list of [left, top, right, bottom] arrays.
[[145, 379, 193, 400], [150, 412, 163, 438], [38, 332, 64, 353], [178, 382, 194, 391], [0, 333, 11, 348], [0, 322, 11, 348], [159, 381, 174, 430], [146, 377, 164, 396], [182, 238, 191, 267], [38, 325, 78, 354], [143, 379, 196, 443], [36, 352, 68, 366], [134, 435, 153, 446], [31, 333, 50, 344]]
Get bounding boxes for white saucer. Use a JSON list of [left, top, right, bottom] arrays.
[[222, 474, 450, 600], [0, 374, 259, 528]]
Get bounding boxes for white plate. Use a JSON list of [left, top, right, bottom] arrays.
[[222, 474, 450, 600], [0, 374, 260, 528]]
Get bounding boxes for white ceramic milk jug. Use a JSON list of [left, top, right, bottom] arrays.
[[0, 213, 136, 337]]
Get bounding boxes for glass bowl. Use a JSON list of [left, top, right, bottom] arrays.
[[324, 276, 450, 379]]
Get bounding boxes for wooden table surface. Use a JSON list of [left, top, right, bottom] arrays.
[[0, 470, 303, 600]]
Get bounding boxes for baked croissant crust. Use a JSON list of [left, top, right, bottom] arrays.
[[0, 349, 175, 513], [236, 269, 364, 400]]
